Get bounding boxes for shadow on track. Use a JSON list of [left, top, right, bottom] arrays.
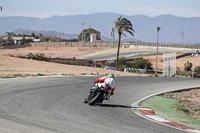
[[97, 104, 142, 109]]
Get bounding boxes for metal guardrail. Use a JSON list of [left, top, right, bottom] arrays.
[[124, 68, 148, 74]]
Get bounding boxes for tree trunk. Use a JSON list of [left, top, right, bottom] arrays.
[[116, 34, 121, 70]]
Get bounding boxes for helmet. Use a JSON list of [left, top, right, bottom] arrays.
[[108, 73, 114, 78]]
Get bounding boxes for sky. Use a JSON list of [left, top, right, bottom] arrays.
[[0, 0, 200, 18]]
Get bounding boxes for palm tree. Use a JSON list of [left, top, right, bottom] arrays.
[[111, 16, 135, 70]]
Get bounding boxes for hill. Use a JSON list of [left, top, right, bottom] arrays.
[[0, 13, 200, 44]]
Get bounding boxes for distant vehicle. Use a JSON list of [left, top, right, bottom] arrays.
[[104, 66, 116, 70]]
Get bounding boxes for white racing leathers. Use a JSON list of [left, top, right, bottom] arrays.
[[96, 76, 116, 95], [104, 77, 116, 89], [97, 76, 116, 89]]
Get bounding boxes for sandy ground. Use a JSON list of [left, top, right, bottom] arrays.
[[0, 47, 107, 58], [0, 47, 150, 77], [0, 55, 146, 77], [0, 46, 199, 76]]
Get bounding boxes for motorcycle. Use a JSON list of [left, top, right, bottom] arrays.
[[84, 82, 111, 106]]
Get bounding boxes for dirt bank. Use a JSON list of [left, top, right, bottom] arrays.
[[162, 89, 200, 121]]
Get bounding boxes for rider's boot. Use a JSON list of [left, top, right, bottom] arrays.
[[84, 93, 91, 103], [103, 93, 110, 100], [84, 98, 88, 103]]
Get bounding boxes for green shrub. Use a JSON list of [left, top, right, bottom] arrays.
[[34, 73, 45, 76], [81, 73, 87, 75], [184, 61, 192, 71], [176, 103, 190, 114], [27, 53, 49, 61], [106, 57, 153, 71], [193, 108, 200, 111], [133, 59, 153, 70], [195, 66, 200, 73]]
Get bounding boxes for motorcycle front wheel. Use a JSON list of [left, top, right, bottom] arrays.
[[88, 92, 103, 106]]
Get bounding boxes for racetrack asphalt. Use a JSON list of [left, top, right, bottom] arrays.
[[0, 76, 199, 133], [85, 51, 159, 60]]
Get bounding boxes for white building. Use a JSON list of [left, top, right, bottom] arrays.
[[4, 36, 40, 44], [12, 37, 34, 44], [90, 33, 96, 42]]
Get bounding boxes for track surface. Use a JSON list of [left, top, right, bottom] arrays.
[[86, 51, 157, 60], [0, 76, 199, 133], [85, 50, 186, 60]]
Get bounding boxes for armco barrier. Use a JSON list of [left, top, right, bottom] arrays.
[[124, 68, 148, 74]]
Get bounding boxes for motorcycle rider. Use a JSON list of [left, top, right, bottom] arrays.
[[84, 73, 116, 103]]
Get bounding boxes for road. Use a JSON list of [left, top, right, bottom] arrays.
[[0, 76, 199, 133], [84, 50, 187, 61], [85, 51, 158, 61]]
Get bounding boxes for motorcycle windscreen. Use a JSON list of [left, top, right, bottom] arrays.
[[104, 78, 115, 89]]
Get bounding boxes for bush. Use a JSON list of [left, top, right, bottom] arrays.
[[184, 61, 192, 71], [195, 66, 200, 73], [106, 57, 133, 71], [106, 57, 153, 71], [27, 53, 49, 61], [133, 59, 153, 70]]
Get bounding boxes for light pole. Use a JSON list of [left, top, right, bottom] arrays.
[[181, 29, 184, 47], [0, 6, 2, 46], [81, 23, 84, 47], [192, 50, 199, 78], [155, 27, 161, 75]]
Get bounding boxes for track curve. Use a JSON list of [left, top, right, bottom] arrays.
[[0, 76, 199, 133]]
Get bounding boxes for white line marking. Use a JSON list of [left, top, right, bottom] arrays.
[[145, 115, 171, 122]]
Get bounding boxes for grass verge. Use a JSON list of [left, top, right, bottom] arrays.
[[141, 96, 200, 130]]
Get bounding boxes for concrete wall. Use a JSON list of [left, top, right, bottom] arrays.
[[30, 42, 119, 48], [29, 42, 200, 49]]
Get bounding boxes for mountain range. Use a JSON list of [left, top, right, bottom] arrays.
[[0, 12, 200, 44]]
